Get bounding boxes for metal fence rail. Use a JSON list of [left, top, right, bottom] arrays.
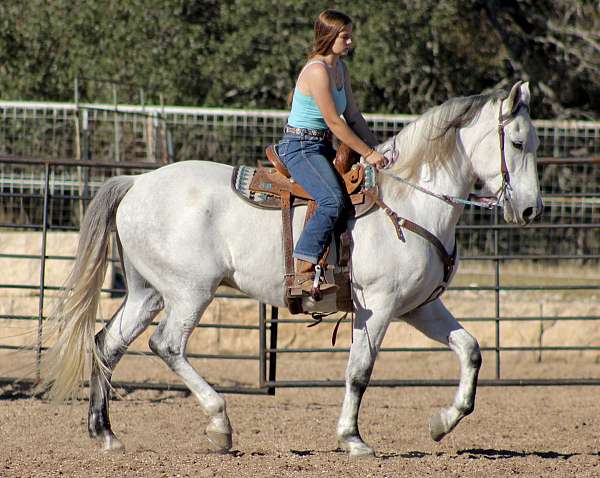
[[1, 115, 600, 390], [2, 101, 600, 163], [0, 157, 277, 394], [1, 155, 600, 391]]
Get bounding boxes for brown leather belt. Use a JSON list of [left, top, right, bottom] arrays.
[[284, 125, 332, 141]]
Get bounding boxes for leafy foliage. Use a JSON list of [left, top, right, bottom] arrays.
[[0, 0, 598, 118]]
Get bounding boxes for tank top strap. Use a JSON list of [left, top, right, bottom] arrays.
[[298, 59, 345, 88], [297, 60, 328, 83]]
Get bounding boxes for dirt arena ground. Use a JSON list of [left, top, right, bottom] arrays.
[[0, 354, 598, 478], [1, 233, 599, 476]]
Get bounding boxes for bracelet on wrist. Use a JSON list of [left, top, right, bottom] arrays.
[[364, 148, 375, 159]]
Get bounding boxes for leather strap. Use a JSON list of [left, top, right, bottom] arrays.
[[281, 191, 302, 314], [280, 191, 295, 284], [338, 229, 351, 267], [304, 200, 329, 270], [364, 189, 456, 285], [334, 229, 353, 313]]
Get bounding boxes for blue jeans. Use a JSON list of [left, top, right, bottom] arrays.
[[277, 131, 346, 264]]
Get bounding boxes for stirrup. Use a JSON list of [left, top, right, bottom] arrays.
[[288, 265, 338, 301]]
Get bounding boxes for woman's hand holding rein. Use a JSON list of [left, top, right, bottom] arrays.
[[364, 148, 388, 169]]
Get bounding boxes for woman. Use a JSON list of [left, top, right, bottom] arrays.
[[277, 9, 387, 297]]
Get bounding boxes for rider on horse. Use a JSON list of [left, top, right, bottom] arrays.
[[276, 9, 388, 296]]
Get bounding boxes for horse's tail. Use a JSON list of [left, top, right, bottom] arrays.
[[42, 176, 134, 401]]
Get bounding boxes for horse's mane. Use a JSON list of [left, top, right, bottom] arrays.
[[378, 90, 506, 197]]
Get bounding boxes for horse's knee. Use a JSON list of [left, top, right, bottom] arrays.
[[470, 343, 482, 370], [449, 329, 481, 368], [346, 363, 373, 392], [463, 334, 482, 369], [348, 375, 369, 393]]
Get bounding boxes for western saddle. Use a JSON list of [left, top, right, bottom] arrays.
[[231, 141, 459, 318], [233, 143, 378, 315]]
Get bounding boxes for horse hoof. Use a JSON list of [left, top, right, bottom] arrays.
[[206, 416, 233, 452], [101, 435, 125, 452], [206, 430, 233, 453], [337, 439, 375, 458], [429, 410, 448, 442], [349, 445, 375, 459]]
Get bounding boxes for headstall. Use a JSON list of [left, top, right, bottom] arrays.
[[371, 95, 527, 304]]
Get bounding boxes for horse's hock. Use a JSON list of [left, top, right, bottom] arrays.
[[1, 231, 600, 369]]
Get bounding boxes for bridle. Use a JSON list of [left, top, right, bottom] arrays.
[[370, 95, 529, 305], [381, 96, 528, 211]]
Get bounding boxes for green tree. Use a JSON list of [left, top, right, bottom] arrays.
[[0, 0, 598, 118]]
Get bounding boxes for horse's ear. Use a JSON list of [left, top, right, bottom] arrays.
[[507, 80, 526, 114], [519, 81, 531, 107]]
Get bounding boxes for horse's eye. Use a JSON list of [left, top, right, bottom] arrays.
[[512, 141, 523, 150]]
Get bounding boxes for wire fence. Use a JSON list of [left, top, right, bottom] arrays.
[[0, 103, 599, 391], [2, 102, 600, 257], [3, 101, 600, 163]]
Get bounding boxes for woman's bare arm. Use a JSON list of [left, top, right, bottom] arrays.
[[303, 64, 385, 167]]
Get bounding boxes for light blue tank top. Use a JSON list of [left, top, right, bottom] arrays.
[[287, 60, 347, 130]]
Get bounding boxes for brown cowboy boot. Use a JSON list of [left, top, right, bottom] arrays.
[[292, 259, 338, 300]]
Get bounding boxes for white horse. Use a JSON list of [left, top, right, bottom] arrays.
[[43, 81, 542, 457]]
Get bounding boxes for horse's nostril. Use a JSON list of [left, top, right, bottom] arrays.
[[522, 207, 534, 221]]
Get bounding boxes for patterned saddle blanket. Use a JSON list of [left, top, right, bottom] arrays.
[[231, 163, 378, 218]]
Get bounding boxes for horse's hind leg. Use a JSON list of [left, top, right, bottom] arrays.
[[89, 258, 163, 451], [402, 299, 482, 442], [148, 290, 233, 453]]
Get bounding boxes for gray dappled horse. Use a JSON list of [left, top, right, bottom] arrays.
[[43, 82, 542, 457]]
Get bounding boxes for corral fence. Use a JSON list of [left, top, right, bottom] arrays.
[[1, 102, 600, 394]]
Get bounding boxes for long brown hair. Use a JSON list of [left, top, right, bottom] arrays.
[[309, 9, 352, 59], [287, 10, 353, 108]]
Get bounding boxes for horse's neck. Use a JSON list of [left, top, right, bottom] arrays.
[[379, 129, 474, 247]]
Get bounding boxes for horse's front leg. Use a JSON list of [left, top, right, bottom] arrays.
[[403, 299, 482, 442], [337, 304, 392, 458]]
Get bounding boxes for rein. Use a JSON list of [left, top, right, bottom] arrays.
[[364, 96, 527, 304], [379, 169, 499, 209], [380, 96, 526, 211]]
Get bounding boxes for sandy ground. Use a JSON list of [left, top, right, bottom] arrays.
[[0, 354, 599, 478], [1, 232, 599, 476]]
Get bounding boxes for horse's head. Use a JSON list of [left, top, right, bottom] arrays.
[[470, 81, 543, 225]]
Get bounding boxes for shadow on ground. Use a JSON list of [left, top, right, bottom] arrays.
[[457, 448, 579, 460]]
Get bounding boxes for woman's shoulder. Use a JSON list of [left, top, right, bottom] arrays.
[[300, 60, 330, 82], [302, 59, 328, 73]]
